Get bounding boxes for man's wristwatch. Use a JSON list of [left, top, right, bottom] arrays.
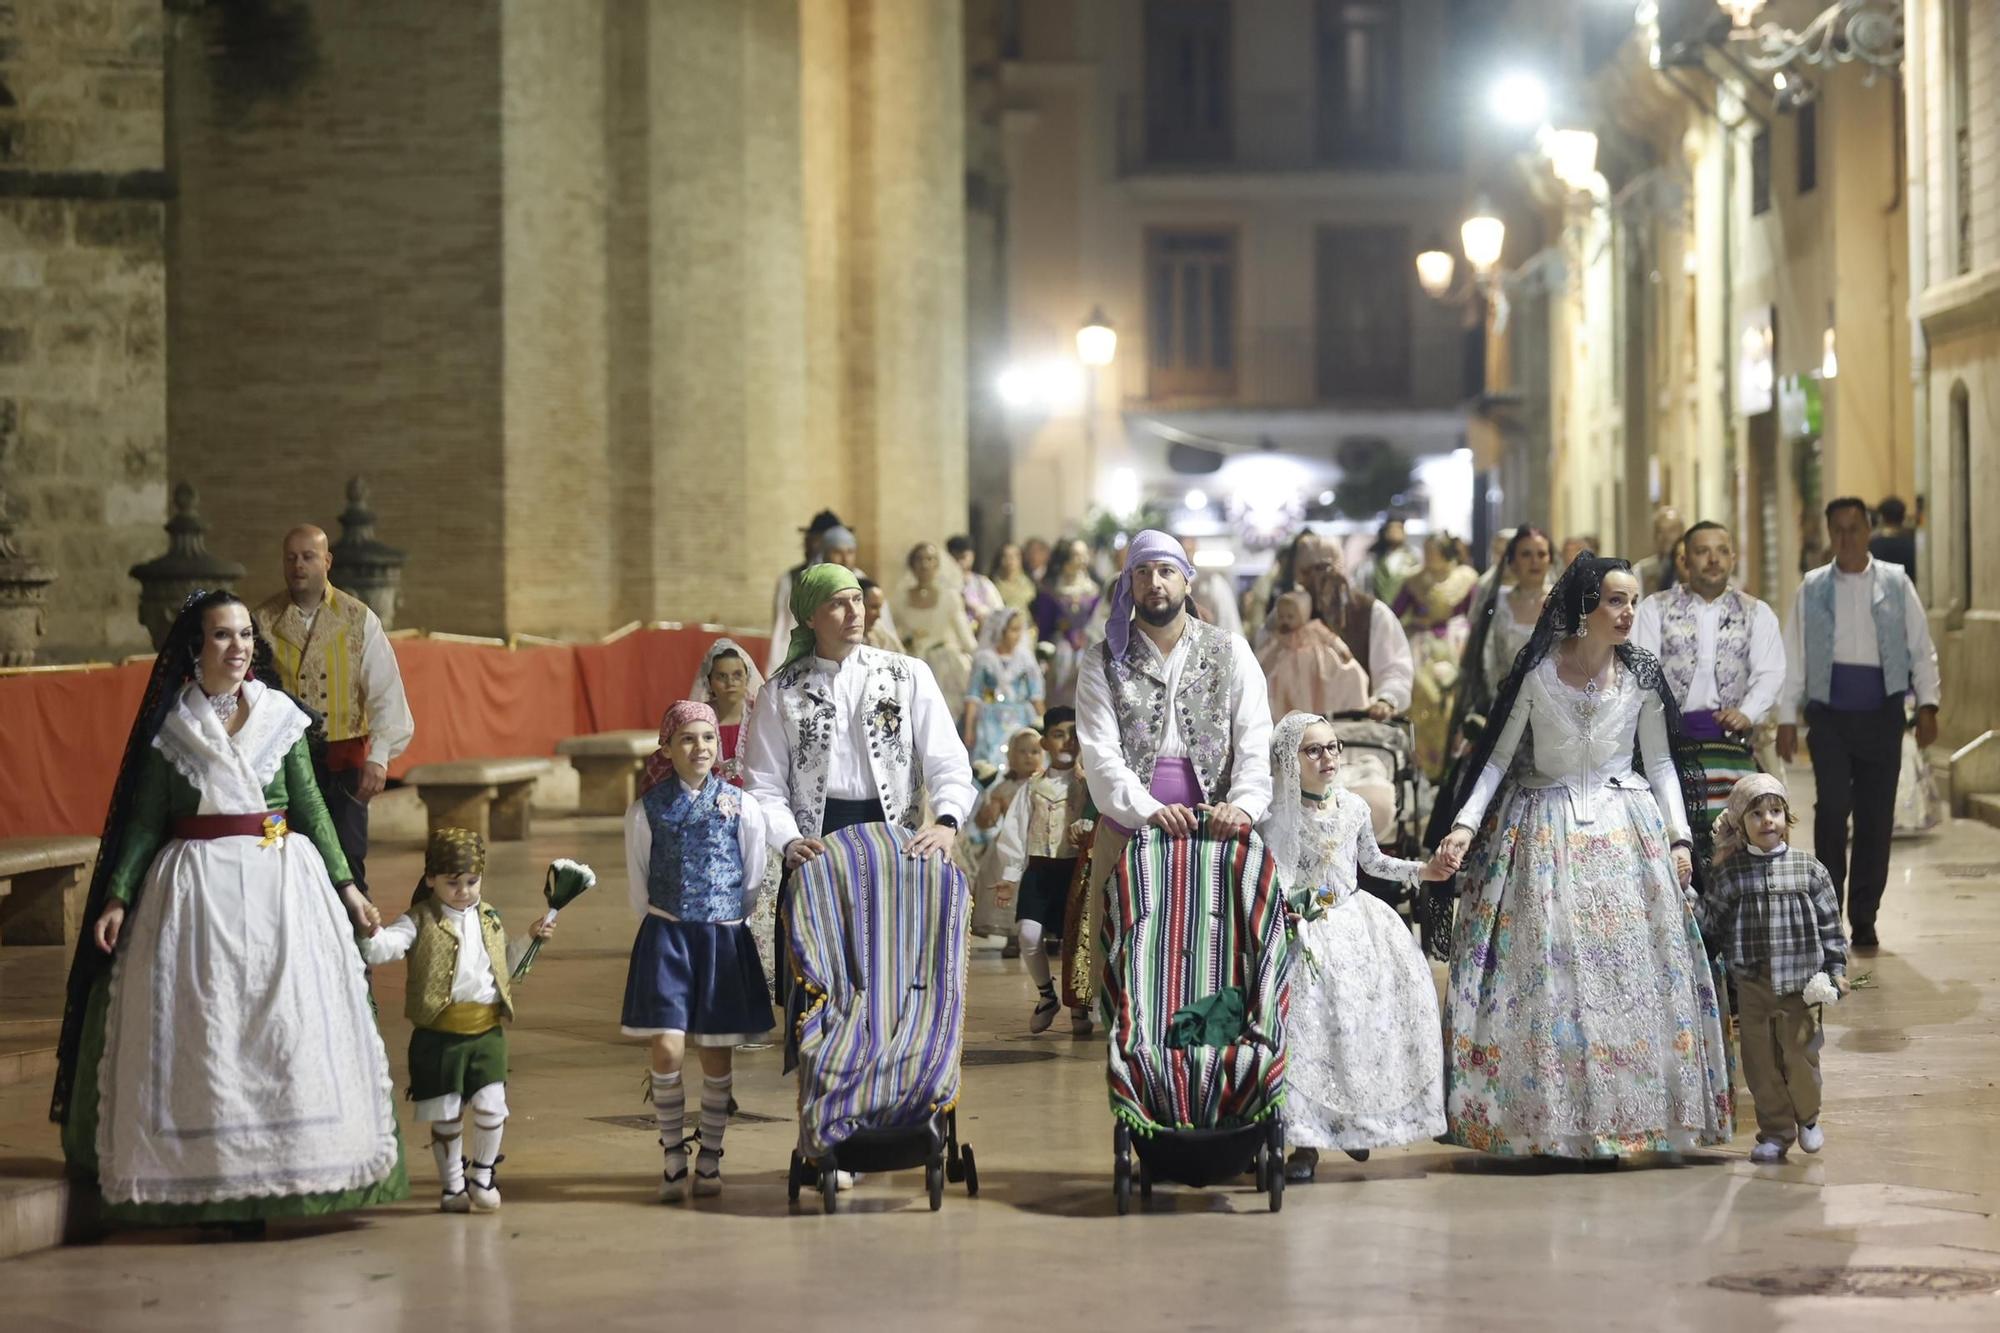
[[936, 814, 959, 831]]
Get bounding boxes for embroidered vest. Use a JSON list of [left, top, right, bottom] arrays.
[[1801, 561, 1910, 705], [405, 898, 514, 1029], [1099, 618, 1236, 804], [1657, 587, 1753, 711], [769, 646, 923, 838], [1023, 769, 1083, 859], [642, 775, 746, 921], [255, 587, 375, 742]]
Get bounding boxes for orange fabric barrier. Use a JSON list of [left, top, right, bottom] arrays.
[[383, 639, 583, 779], [0, 663, 152, 841], [0, 628, 771, 840], [572, 629, 771, 733]]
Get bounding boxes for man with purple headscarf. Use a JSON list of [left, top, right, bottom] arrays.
[[1075, 530, 1274, 938]]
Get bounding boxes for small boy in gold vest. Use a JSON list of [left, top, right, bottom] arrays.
[[358, 828, 554, 1212]]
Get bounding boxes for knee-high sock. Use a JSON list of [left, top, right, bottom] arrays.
[[652, 1069, 686, 1154], [698, 1073, 732, 1164], [431, 1118, 465, 1192], [468, 1109, 506, 1184], [1019, 920, 1053, 991]]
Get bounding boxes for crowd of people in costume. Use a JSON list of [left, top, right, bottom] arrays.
[[47, 493, 1942, 1231]]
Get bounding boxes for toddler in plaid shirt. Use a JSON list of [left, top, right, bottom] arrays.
[[1700, 773, 1849, 1163]]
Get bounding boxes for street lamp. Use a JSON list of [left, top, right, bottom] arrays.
[[1415, 235, 1457, 301], [1489, 71, 1550, 129], [1076, 306, 1117, 368], [1541, 128, 1601, 192], [1461, 207, 1507, 278]]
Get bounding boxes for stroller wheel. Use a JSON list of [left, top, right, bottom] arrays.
[[960, 1145, 979, 1197], [1113, 1123, 1132, 1216], [787, 1151, 803, 1203], [1266, 1120, 1285, 1214], [820, 1158, 839, 1215], [1253, 1144, 1269, 1193], [927, 1156, 944, 1212]]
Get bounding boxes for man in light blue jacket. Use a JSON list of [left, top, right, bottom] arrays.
[[1776, 497, 1941, 951]]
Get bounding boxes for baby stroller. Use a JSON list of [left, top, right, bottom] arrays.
[[1325, 710, 1443, 952], [1103, 827, 1294, 1214], [784, 822, 978, 1214]]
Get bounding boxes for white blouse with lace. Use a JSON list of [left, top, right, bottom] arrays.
[[1449, 657, 1691, 844]]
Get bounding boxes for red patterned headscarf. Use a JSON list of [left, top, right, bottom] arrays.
[[641, 700, 720, 796]]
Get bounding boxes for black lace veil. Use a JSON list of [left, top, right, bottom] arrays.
[[1421, 555, 1710, 948], [49, 589, 296, 1125]]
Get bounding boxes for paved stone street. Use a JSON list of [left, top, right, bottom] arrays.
[[3, 781, 1999, 1330]]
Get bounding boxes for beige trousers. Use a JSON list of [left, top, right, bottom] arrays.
[[1736, 972, 1823, 1144]]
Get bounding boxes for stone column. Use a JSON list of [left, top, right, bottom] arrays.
[[499, 0, 612, 638], [646, 0, 811, 625], [839, 0, 970, 577]]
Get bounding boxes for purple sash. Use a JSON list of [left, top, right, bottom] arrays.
[[1680, 708, 1725, 742], [1105, 757, 1202, 838]]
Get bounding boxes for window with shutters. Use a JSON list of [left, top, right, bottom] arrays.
[[1315, 225, 1412, 400], [1315, 0, 1401, 166], [1145, 229, 1238, 399], [1144, 1, 1233, 165]]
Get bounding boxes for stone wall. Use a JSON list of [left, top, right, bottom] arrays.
[[0, 0, 166, 662], [11, 0, 967, 651], [167, 0, 508, 632]]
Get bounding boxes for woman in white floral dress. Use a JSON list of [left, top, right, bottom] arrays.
[[1262, 712, 1449, 1181], [1432, 556, 1733, 1162]]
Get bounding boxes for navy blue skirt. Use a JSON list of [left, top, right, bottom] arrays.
[[621, 914, 776, 1040]]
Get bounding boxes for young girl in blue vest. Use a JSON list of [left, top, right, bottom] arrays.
[[357, 827, 556, 1212], [622, 700, 778, 1201]]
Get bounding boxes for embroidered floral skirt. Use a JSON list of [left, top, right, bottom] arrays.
[[1445, 785, 1734, 1158]]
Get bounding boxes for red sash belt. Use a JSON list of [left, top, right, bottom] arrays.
[[172, 811, 289, 841], [321, 737, 371, 772]]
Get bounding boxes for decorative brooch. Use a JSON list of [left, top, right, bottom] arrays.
[[259, 813, 290, 847]]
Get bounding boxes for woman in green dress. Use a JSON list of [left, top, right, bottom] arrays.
[[50, 590, 407, 1232]]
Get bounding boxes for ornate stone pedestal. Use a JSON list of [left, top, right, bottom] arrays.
[[330, 476, 407, 629], [0, 488, 55, 668], [129, 484, 245, 649]]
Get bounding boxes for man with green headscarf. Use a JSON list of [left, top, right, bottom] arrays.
[[743, 562, 976, 1029], [744, 562, 974, 865]]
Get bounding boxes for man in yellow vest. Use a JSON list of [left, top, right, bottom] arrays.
[[254, 524, 415, 897]]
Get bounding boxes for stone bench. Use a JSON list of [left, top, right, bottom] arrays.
[[556, 730, 658, 815], [0, 836, 99, 947], [402, 758, 554, 842]]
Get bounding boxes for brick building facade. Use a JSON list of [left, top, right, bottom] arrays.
[[7, 0, 968, 655]]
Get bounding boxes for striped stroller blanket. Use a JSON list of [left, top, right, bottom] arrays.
[[788, 822, 969, 1159], [1103, 828, 1293, 1134]]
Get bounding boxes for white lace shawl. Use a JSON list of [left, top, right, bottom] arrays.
[[152, 680, 311, 815]]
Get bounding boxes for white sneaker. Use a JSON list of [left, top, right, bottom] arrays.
[[1798, 1122, 1824, 1154], [1750, 1140, 1787, 1164]]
